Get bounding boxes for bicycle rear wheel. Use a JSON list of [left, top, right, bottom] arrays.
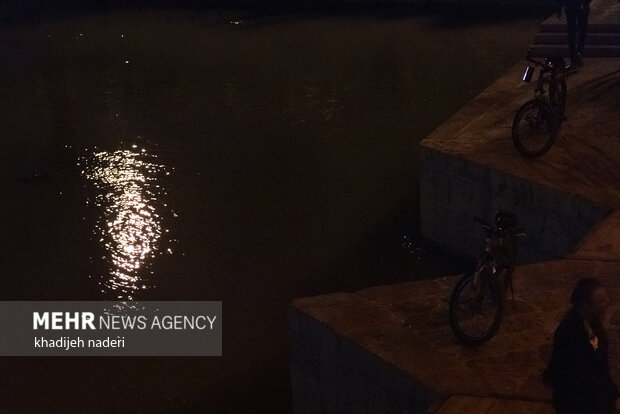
[[448, 270, 504, 346], [512, 99, 558, 158]]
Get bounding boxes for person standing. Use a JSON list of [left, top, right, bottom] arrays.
[[543, 277, 618, 414], [556, 0, 592, 68]]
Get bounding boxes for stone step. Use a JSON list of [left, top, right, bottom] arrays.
[[535, 32, 620, 45], [540, 23, 620, 33], [530, 44, 620, 57]]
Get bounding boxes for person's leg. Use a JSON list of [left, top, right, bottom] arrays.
[[565, 6, 579, 65], [576, 3, 590, 59]]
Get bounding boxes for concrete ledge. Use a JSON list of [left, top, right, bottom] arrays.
[[290, 261, 620, 413], [420, 145, 609, 262], [420, 58, 620, 262], [571, 210, 620, 261], [290, 9, 620, 412], [289, 294, 438, 413], [290, 56, 620, 414]]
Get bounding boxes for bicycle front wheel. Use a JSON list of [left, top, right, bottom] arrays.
[[448, 270, 505, 346], [512, 99, 558, 158], [549, 76, 567, 121]]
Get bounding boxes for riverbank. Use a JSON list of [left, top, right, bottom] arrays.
[[290, 51, 620, 414]]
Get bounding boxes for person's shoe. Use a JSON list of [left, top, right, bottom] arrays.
[[565, 54, 582, 71], [570, 53, 583, 68], [575, 53, 584, 67]]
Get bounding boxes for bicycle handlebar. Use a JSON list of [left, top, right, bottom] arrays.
[[474, 217, 525, 236], [525, 49, 565, 72]]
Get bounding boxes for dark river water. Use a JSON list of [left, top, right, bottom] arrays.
[[0, 5, 547, 413]]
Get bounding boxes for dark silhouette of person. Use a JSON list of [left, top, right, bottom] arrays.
[[543, 277, 618, 414], [556, 0, 592, 68]]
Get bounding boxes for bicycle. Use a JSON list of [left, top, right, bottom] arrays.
[[448, 212, 526, 346], [512, 51, 567, 158]]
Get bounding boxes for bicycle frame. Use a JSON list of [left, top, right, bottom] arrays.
[[523, 56, 565, 101], [512, 51, 568, 158], [471, 215, 523, 302], [448, 212, 526, 345]]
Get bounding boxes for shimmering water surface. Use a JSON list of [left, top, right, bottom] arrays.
[[81, 147, 174, 299], [0, 6, 547, 413]]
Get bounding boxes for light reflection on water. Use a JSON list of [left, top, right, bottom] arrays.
[[80, 146, 172, 300]]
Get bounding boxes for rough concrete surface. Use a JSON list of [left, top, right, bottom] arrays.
[[291, 40, 620, 414], [420, 57, 620, 262], [422, 59, 620, 211], [292, 3, 620, 411], [292, 260, 620, 413]]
